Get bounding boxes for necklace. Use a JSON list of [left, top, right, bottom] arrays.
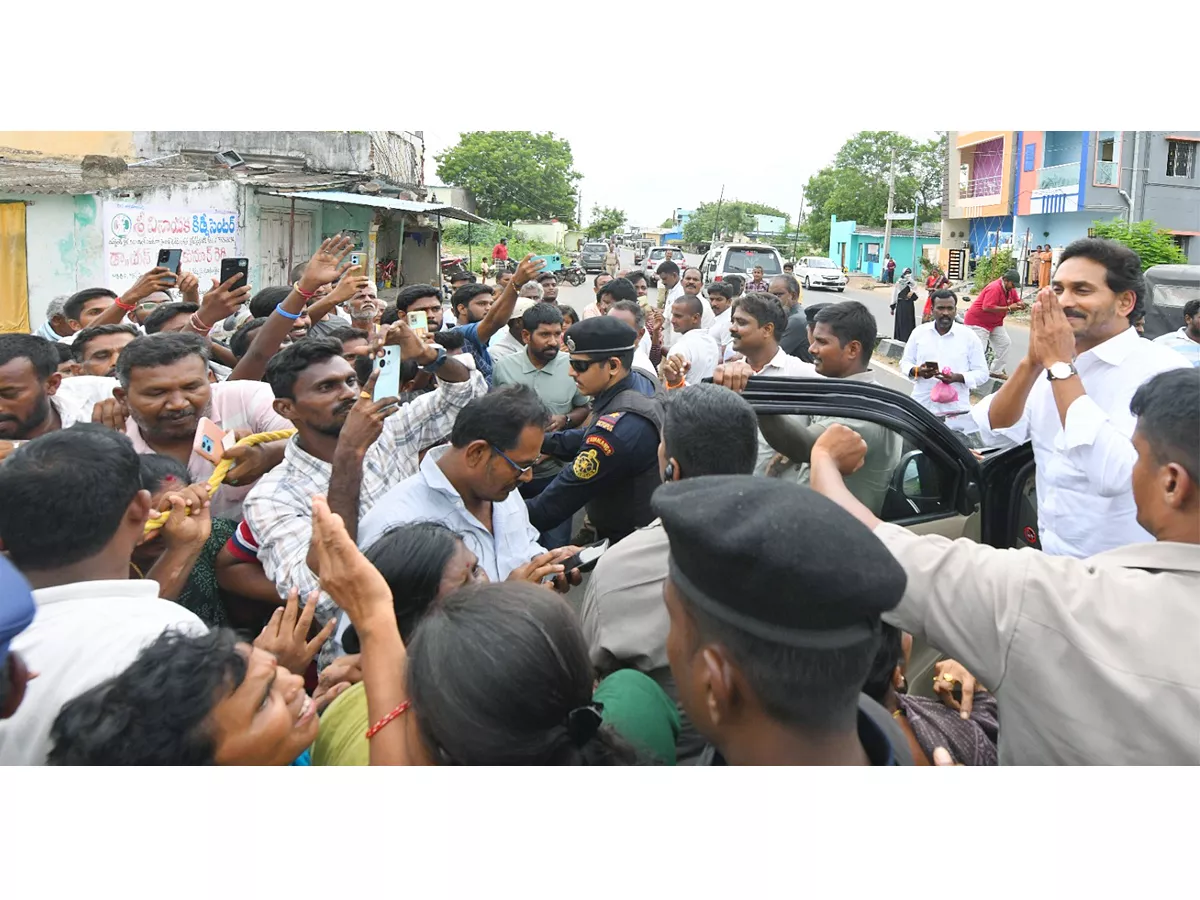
[[129, 561, 145, 579]]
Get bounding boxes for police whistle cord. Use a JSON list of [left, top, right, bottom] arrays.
[[142, 429, 297, 534]]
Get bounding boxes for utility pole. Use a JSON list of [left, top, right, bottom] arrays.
[[911, 199, 919, 277], [712, 184, 725, 244], [881, 147, 897, 278], [791, 186, 805, 261]]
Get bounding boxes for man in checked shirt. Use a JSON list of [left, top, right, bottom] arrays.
[[241, 319, 485, 665]]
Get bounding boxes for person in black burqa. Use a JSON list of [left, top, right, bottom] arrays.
[[653, 475, 913, 765]]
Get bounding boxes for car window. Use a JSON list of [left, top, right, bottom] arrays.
[[810, 258, 837, 269], [722, 249, 782, 275], [756, 415, 960, 524], [583, 244, 608, 253]]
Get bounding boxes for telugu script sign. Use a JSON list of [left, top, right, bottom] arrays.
[[104, 202, 240, 293]]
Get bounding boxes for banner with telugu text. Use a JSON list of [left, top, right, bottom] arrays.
[[103, 202, 240, 293]]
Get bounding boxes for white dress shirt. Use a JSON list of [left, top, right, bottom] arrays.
[[900, 322, 989, 417], [668, 327, 720, 384], [51, 375, 120, 427], [971, 326, 1189, 558], [0, 580, 206, 765], [357, 445, 546, 582], [708, 306, 733, 356]]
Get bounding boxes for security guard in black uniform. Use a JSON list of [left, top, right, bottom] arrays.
[[526, 317, 663, 545]]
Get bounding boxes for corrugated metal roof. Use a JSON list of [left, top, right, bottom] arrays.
[[258, 189, 487, 224], [0, 154, 367, 196]]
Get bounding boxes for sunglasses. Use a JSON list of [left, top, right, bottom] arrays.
[[490, 444, 534, 476], [569, 358, 605, 374]]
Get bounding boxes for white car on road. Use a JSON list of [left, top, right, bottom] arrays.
[[793, 256, 847, 292]]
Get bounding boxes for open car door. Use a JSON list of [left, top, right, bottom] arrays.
[[735, 375, 1037, 697]]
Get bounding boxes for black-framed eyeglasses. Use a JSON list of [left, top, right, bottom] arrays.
[[489, 444, 534, 476], [569, 358, 601, 374]]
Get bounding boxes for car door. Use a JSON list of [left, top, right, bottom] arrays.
[[737, 375, 1036, 699]]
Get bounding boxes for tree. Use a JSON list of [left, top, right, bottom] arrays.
[[682, 200, 790, 244], [435, 132, 581, 226], [805, 131, 946, 252], [1090, 219, 1187, 269], [586, 205, 627, 239]]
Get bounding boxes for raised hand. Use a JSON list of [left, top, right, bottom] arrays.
[[337, 369, 399, 456], [198, 271, 252, 326], [253, 588, 337, 676], [310, 494, 395, 633], [513, 253, 547, 287], [300, 235, 355, 292], [124, 268, 176, 304], [811, 423, 868, 476]]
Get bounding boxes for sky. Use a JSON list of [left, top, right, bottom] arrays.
[[421, 128, 938, 230]]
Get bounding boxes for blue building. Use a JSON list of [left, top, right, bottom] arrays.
[[829, 216, 941, 277]]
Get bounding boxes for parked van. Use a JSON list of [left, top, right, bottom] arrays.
[[699, 244, 784, 285]]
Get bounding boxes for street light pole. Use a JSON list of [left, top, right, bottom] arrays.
[[882, 147, 897, 278], [712, 184, 725, 244]]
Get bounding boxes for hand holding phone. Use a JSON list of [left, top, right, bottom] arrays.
[[406, 310, 429, 342], [157, 249, 183, 286], [558, 539, 610, 574], [373, 346, 402, 402]]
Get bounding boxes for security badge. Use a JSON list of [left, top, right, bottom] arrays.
[[594, 412, 622, 432], [573, 449, 601, 480], [584, 434, 614, 456], [565, 335, 576, 352]]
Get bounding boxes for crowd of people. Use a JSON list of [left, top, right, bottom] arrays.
[[0, 232, 1197, 766]]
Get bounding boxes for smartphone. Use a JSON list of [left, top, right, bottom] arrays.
[[407, 310, 428, 339], [350, 252, 364, 270], [373, 346, 402, 402], [559, 539, 610, 574], [923, 360, 939, 372], [157, 248, 182, 285], [220, 257, 249, 287], [192, 416, 234, 465]]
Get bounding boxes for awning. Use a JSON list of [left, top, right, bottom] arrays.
[[257, 189, 487, 224]]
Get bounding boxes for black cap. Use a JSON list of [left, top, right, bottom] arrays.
[[564, 316, 637, 356], [652, 476, 906, 649]]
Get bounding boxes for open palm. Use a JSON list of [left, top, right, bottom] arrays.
[[301, 235, 354, 289]]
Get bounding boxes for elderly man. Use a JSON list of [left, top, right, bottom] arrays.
[[35, 297, 76, 343], [769, 273, 811, 362]]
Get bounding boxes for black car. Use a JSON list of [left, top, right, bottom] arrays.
[[739, 375, 1037, 697]]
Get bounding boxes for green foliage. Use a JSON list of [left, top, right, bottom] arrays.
[[1090, 218, 1187, 270], [659, 216, 676, 228], [586, 205, 627, 239], [441, 222, 563, 263], [435, 132, 581, 227], [805, 131, 946, 253], [682, 200, 790, 244], [973, 249, 1015, 291]]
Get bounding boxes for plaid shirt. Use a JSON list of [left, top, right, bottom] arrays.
[[242, 372, 486, 660]]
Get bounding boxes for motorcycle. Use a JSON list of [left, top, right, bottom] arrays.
[[556, 264, 586, 287]]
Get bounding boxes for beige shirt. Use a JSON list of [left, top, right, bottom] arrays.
[[875, 522, 1200, 764]]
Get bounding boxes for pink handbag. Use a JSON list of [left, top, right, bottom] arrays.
[[930, 367, 958, 404]]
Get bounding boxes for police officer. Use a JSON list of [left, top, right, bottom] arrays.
[[526, 317, 663, 544]]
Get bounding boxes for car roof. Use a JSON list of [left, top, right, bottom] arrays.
[[723, 244, 779, 252]]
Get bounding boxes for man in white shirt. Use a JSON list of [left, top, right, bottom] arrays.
[[486, 297, 537, 362], [900, 290, 989, 438], [705, 282, 737, 359], [661, 295, 720, 386], [34, 297, 75, 343], [0, 426, 206, 765], [1153, 298, 1200, 367], [971, 238, 1189, 558], [0, 334, 119, 461], [359, 385, 568, 579]]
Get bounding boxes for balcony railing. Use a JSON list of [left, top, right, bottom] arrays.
[[1036, 162, 1080, 191], [1095, 159, 1118, 186], [957, 174, 1002, 200]]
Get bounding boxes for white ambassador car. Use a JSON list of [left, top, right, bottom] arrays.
[[794, 256, 847, 291]]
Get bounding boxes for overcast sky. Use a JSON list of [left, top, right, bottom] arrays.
[[422, 129, 938, 229]]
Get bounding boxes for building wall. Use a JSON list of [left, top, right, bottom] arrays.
[[1141, 132, 1200, 261], [951, 132, 1016, 219], [513, 220, 569, 247], [0, 132, 137, 159], [135, 132, 373, 173]]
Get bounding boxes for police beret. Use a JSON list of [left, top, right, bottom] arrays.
[[565, 316, 637, 356], [0, 555, 35, 665], [652, 475, 906, 649]]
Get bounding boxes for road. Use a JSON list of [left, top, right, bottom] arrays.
[[543, 247, 1028, 391]]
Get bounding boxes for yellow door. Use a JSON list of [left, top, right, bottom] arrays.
[[0, 202, 30, 333]]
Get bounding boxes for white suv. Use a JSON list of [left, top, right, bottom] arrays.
[[699, 244, 784, 285], [793, 256, 847, 292]]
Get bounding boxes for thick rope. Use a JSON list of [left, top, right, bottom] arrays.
[[143, 429, 297, 534]]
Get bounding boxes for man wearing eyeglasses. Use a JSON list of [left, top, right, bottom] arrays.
[[357, 384, 578, 587], [526, 316, 664, 545]]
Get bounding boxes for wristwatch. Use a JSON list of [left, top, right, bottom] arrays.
[[421, 346, 448, 374], [1046, 361, 1078, 381]]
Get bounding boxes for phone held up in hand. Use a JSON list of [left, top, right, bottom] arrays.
[[559, 539, 610, 574], [219, 257, 249, 286], [157, 249, 183, 286], [192, 417, 235, 465], [373, 346, 402, 402], [407, 310, 428, 341]]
